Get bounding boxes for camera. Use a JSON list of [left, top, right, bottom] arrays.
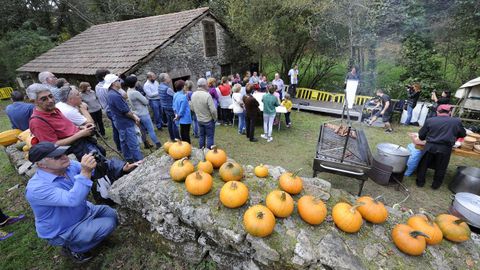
[[89, 149, 102, 163]]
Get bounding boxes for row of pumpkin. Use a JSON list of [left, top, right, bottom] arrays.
[[167, 140, 472, 257]]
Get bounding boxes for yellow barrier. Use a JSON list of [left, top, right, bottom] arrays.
[[0, 87, 13, 100], [294, 87, 373, 106]]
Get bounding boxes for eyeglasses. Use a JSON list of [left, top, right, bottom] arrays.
[[39, 94, 54, 102]]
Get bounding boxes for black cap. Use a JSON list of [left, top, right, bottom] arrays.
[[28, 142, 70, 163]]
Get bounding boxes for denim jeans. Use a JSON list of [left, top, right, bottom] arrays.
[[263, 113, 276, 137], [191, 111, 199, 137], [405, 104, 414, 125], [139, 114, 160, 144], [48, 205, 117, 253], [236, 112, 246, 133], [118, 126, 143, 162], [163, 108, 180, 141], [198, 120, 215, 149], [149, 99, 163, 129], [106, 111, 121, 151]]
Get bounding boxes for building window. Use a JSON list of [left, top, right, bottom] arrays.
[[203, 21, 217, 57]]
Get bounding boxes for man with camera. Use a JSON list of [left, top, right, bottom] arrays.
[[28, 84, 138, 200], [26, 142, 118, 263]]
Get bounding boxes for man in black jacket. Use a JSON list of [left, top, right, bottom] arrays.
[[416, 104, 466, 189], [405, 83, 421, 125]]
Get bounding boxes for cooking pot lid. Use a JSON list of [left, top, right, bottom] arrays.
[[455, 192, 480, 213], [376, 143, 410, 156]]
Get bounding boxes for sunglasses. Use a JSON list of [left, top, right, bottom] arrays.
[[39, 94, 54, 102]]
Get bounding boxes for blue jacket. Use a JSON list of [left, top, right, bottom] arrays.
[[159, 82, 174, 110], [5, 102, 35, 130], [107, 89, 134, 128], [173, 92, 192, 124]]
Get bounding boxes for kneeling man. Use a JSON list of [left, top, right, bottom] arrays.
[[25, 142, 117, 263]]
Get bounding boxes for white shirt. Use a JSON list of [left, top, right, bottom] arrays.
[[143, 80, 160, 100], [288, 69, 299, 84], [272, 78, 285, 94], [56, 102, 87, 126], [232, 92, 244, 114]]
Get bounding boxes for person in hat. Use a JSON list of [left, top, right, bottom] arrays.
[[25, 142, 118, 263], [416, 104, 466, 189], [105, 74, 143, 162]]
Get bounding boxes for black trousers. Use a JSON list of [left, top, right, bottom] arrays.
[[285, 112, 291, 125], [180, 124, 191, 143], [416, 150, 452, 188], [90, 110, 105, 136], [0, 208, 8, 223], [245, 115, 255, 140], [221, 108, 232, 124], [289, 84, 297, 98]]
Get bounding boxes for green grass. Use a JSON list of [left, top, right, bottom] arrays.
[[0, 100, 477, 269]]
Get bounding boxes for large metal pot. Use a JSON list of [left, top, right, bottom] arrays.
[[375, 143, 410, 173], [450, 192, 480, 228], [449, 167, 480, 195]]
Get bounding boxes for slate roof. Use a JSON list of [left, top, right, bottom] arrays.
[[17, 7, 210, 75]]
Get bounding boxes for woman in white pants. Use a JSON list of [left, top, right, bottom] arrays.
[[261, 85, 280, 142]]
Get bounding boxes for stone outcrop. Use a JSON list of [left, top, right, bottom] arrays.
[[109, 148, 480, 270]]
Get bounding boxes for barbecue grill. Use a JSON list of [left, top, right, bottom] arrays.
[[313, 120, 373, 196]]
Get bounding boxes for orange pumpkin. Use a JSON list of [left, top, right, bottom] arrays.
[[266, 190, 294, 218], [297, 195, 327, 225], [391, 224, 428, 256], [185, 171, 213, 196], [356, 196, 388, 224], [243, 205, 276, 237], [254, 164, 269, 178], [219, 162, 244, 182], [219, 181, 249, 208], [168, 139, 192, 160], [205, 145, 227, 168], [407, 214, 443, 245], [435, 214, 471, 243], [332, 202, 363, 233], [163, 141, 173, 153], [197, 160, 214, 174], [170, 157, 195, 182], [278, 169, 303, 195], [0, 129, 21, 146]]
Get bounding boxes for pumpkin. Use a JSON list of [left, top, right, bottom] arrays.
[[297, 195, 327, 225], [0, 129, 22, 146], [356, 196, 388, 224], [243, 205, 276, 237], [265, 190, 294, 218], [205, 145, 227, 168], [435, 214, 471, 243], [407, 214, 443, 245], [332, 202, 363, 233], [168, 139, 192, 160], [22, 144, 31, 152], [219, 181, 249, 208], [17, 129, 34, 148], [219, 162, 244, 182], [278, 169, 303, 195], [185, 171, 213, 196], [163, 141, 173, 153], [170, 157, 195, 182], [391, 224, 428, 256], [197, 149, 214, 174], [254, 164, 269, 178]]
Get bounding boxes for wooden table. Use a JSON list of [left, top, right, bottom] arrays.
[[415, 144, 480, 159]]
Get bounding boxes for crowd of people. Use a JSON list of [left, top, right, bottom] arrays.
[[2, 67, 298, 262]]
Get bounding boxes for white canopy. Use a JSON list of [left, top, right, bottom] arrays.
[[455, 77, 480, 110]]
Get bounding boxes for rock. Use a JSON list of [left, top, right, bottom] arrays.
[[292, 230, 316, 267], [269, 166, 286, 180], [315, 233, 365, 270], [372, 225, 390, 242], [246, 235, 280, 265]]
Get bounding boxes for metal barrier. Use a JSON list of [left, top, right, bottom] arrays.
[[0, 87, 13, 100]]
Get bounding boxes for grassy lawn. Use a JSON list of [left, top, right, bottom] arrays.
[[0, 99, 477, 269]]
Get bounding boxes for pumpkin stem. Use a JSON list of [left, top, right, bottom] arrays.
[[226, 162, 234, 168], [374, 195, 384, 203], [418, 210, 435, 224], [175, 138, 182, 144], [410, 230, 430, 239], [179, 157, 188, 166], [454, 219, 467, 225], [280, 192, 287, 201], [230, 181, 238, 190], [256, 211, 265, 220], [339, 197, 355, 205], [211, 145, 217, 153], [195, 171, 202, 179], [350, 202, 364, 213], [292, 168, 303, 177]]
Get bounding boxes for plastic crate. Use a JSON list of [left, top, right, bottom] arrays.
[[0, 87, 13, 100]]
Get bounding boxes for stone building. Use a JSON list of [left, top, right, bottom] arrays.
[[17, 7, 253, 86]]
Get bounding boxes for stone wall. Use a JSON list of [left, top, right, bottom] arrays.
[[135, 15, 251, 84], [109, 148, 480, 270]]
